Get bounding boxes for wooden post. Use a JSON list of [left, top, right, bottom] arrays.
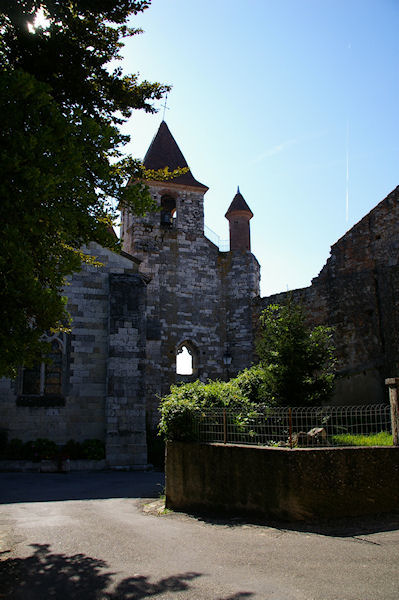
[[385, 378, 399, 447]]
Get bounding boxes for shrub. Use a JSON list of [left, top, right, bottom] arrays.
[[80, 439, 105, 460], [62, 439, 83, 460], [233, 364, 271, 405], [3, 437, 58, 461], [0, 437, 105, 461], [158, 366, 270, 441], [4, 438, 26, 460], [158, 380, 208, 442], [26, 438, 58, 461]]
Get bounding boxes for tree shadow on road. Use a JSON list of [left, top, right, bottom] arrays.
[[0, 543, 204, 599], [273, 512, 399, 538]]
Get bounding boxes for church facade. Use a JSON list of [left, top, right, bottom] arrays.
[[0, 122, 260, 467], [1, 120, 398, 466]]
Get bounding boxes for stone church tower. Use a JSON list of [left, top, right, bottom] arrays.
[[0, 120, 260, 467], [121, 121, 260, 425]]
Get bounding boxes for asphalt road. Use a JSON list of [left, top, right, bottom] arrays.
[[0, 472, 398, 599]]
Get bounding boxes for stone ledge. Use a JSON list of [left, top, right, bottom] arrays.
[[0, 459, 106, 472]]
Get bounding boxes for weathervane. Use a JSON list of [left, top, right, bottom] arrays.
[[161, 93, 170, 121]]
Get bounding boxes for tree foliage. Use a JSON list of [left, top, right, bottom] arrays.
[[256, 302, 336, 406], [158, 366, 269, 441], [0, 1, 169, 377], [0, 1, 163, 120]]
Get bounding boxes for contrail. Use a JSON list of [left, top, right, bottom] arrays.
[[346, 121, 349, 222]]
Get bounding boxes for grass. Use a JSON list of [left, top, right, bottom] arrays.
[[331, 431, 392, 446]]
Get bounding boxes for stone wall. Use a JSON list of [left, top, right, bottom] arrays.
[[121, 181, 260, 427], [4, 169, 395, 464], [166, 441, 399, 520], [255, 186, 399, 405], [106, 273, 147, 466], [0, 243, 148, 467]]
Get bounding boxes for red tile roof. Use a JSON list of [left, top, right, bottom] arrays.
[[225, 187, 253, 217]]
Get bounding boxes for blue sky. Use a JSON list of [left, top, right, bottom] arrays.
[[120, 0, 398, 296]]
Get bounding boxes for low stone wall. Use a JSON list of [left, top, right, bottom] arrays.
[[166, 441, 399, 520]]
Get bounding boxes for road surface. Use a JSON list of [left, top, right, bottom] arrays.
[[0, 472, 398, 599]]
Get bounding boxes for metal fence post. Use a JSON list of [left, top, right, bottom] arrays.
[[289, 407, 293, 449], [385, 378, 399, 447], [223, 409, 227, 444]]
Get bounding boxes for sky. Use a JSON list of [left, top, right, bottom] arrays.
[[119, 0, 398, 297]]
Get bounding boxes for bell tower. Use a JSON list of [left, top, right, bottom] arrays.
[[120, 120, 208, 257], [119, 120, 260, 433]]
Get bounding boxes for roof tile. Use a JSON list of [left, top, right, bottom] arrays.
[[225, 187, 253, 217]]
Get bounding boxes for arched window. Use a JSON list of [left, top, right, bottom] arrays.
[[160, 194, 176, 227], [176, 341, 198, 377], [176, 345, 193, 375], [21, 334, 65, 397]]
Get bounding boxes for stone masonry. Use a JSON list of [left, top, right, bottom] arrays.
[[0, 122, 260, 465], [1, 117, 397, 465], [255, 185, 399, 405], [121, 123, 260, 426], [0, 243, 148, 467]]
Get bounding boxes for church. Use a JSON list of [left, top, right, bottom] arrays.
[[0, 121, 260, 467], [1, 120, 398, 467]]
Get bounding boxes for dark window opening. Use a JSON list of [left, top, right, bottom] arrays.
[[22, 364, 41, 395], [45, 340, 63, 395], [160, 194, 176, 228]]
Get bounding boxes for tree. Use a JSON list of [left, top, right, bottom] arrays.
[[256, 302, 335, 406], [0, 1, 169, 377]]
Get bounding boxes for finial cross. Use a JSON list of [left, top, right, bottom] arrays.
[[161, 94, 170, 121]]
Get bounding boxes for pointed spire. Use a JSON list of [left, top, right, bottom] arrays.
[[143, 121, 207, 190], [225, 187, 253, 251], [225, 187, 253, 218]]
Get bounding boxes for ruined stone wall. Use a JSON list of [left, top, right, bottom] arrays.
[[319, 186, 399, 278], [255, 186, 399, 405]]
